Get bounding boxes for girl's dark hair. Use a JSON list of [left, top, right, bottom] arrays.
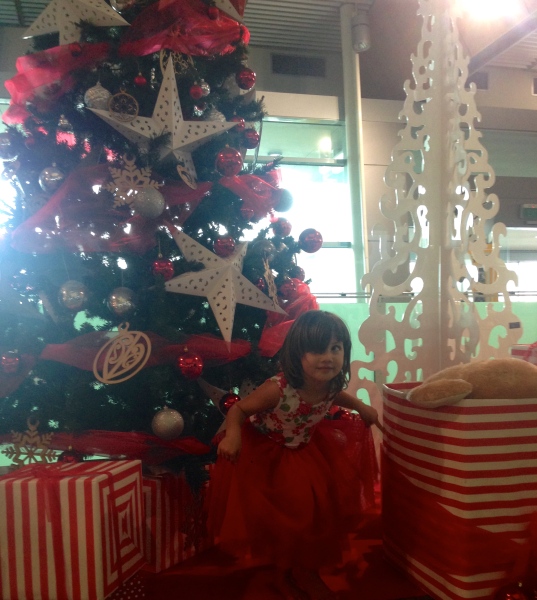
[[279, 310, 352, 393]]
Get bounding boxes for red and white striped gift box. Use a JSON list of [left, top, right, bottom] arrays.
[[143, 466, 214, 573], [0, 460, 145, 600], [382, 383, 537, 600], [510, 343, 537, 365]]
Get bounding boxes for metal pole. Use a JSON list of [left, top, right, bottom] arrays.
[[340, 2, 370, 300]]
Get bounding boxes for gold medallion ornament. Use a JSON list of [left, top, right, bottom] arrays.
[[93, 322, 152, 384], [159, 49, 194, 76], [108, 88, 139, 122], [1, 417, 57, 467], [106, 154, 162, 207]]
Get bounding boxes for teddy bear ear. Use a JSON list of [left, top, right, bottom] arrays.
[[407, 378, 473, 408]]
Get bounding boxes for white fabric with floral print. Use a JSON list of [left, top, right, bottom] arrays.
[[249, 373, 334, 449]]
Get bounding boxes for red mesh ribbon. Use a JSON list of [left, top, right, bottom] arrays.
[[383, 455, 536, 593], [39, 330, 251, 370], [258, 281, 319, 357], [3, 43, 110, 126], [11, 165, 211, 254], [0, 430, 210, 463], [120, 0, 249, 57], [219, 174, 277, 222]]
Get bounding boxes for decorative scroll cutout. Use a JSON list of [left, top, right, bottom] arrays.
[[353, 0, 522, 403]]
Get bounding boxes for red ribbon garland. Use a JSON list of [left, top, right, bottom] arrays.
[[39, 330, 251, 371], [3, 43, 110, 126], [11, 165, 281, 254], [120, 0, 249, 58], [0, 430, 211, 463]]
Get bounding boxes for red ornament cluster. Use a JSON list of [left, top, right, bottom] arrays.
[[152, 257, 175, 281], [298, 228, 323, 253], [213, 235, 236, 257], [271, 218, 292, 237], [219, 392, 241, 414]]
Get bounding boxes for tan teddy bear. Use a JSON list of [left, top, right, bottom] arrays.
[[407, 357, 537, 407]]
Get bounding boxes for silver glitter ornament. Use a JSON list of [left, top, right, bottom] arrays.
[[38, 165, 65, 193], [151, 407, 185, 440], [110, 0, 135, 13], [107, 286, 137, 317], [57, 114, 72, 131], [131, 188, 165, 219], [58, 280, 89, 311], [200, 80, 210, 96], [84, 82, 112, 110]]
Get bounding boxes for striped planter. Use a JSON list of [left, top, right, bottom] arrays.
[[382, 383, 537, 600]]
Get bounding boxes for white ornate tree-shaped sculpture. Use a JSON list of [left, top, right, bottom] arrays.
[[354, 0, 522, 399]]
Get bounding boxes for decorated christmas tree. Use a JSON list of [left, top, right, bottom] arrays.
[[0, 0, 321, 477]]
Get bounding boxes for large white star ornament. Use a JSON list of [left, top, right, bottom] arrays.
[[24, 0, 129, 45], [165, 229, 286, 342], [90, 59, 235, 187], [214, 0, 244, 22]]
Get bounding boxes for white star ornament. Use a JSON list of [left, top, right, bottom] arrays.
[[89, 59, 235, 187], [165, 229, 286, 342], [24, 0, 129, 45]]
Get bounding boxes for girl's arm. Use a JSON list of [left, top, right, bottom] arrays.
[[334, 391, 383, 431], [217, 379, 280, 463]]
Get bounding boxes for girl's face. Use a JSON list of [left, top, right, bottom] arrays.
[[300, 336, 344, 388]]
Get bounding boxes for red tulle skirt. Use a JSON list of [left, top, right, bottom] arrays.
[[206, 418, 378, 570]]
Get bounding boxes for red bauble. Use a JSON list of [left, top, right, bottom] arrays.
[[1, 350, 20, 374], [152, 257, 175, 281], [241, 128, 260, 149], [190, 84, 204, 100], [57, 448, 86, 463], [213, 235, 236, 257], [134, 73, 147, 87], [240, 206, 255, 220], [272, 188, 293, 212], [494, 582, 530, 600], [215, 146, 243, 176], [219, 392, 241, 414], [298, 228, 323, 253], [235, 67, 256, 91], [278, 278, 297, 301], [271, 218, 292, 237], [177, 352, 203, 380], [231, 116, 245, 131], [208, 5, 219, 19], [288, 265, 306, 281]]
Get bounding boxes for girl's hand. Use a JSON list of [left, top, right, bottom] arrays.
[[217, 432, 242, 464], [358, 403, 383, 431]]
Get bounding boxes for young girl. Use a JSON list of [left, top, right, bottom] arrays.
[[207, 310, 380, 600]]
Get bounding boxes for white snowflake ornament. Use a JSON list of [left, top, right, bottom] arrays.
[[24, 0, 129, 45], [165, 228, 285, 342]]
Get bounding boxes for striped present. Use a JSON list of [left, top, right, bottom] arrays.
[[382, 383, 537, 600], [143, 466, 214, 573], [0, 460, 145, 600], [510, 344, 537, 365]]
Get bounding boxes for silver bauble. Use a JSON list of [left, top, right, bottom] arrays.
[[107, 286, 137, 317], [58, 280, 89, 311], [200, 80, 210, 96], [84, 82, 112, 110], [110, 0, 135, 12], [57, 114, 72, 131], [38, 165, 65, 193], [151, 407, 185, 440], [131, 188, 165, 219]]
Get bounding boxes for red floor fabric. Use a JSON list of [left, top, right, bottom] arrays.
[[143, 503, 430, 600]]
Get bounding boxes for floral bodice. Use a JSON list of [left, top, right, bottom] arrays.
[[249, 373, 334, 448]]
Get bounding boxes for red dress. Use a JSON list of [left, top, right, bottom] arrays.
[[206, 373, 378, 570]]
